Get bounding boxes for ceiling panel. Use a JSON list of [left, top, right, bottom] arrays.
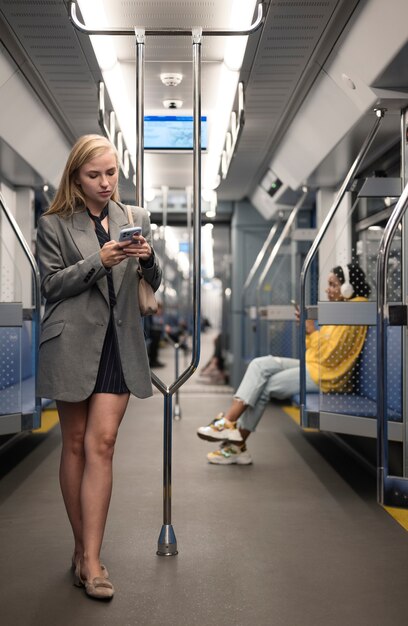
[[0, 0, 101, 139], [0, 0, 363, 203], [220, 0, 359, 200]]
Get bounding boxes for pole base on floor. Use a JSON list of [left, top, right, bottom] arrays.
[[157, 524, 178, 556]]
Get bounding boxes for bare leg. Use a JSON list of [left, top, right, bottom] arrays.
[[222, 399, 251, 443], [223, 398, 247, 423], [80, 392, 129, 582], [57, 393, 129, 580], [57, 399, 88, 564]]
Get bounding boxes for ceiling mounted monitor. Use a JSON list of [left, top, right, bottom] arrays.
[[144, 115, 208, 151]]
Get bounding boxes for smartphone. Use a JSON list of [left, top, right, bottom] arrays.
[[119, 226, 142, 242]]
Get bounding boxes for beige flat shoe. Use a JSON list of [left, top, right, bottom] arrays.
[[74, 562, 114, 600], [84, 577, 115, 600], [71, 556, 109, 581]]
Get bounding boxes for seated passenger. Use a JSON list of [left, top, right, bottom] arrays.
[[196, 264, 371, 465], [199, 333, 227, 384]]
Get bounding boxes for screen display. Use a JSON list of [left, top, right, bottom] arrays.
[[144, 115, 208, 150]]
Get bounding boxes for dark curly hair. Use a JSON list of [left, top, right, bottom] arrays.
[[332, 263, 371, 298]]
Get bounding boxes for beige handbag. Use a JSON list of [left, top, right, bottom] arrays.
[[126, 206, 158, 316]]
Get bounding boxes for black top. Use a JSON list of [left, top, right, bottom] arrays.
[[87, 205, 116, 308], [87, 205, 128, 394]]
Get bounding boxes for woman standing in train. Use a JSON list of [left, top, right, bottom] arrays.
[[36, 134, 161, 600], [197, 264, 371, 465]]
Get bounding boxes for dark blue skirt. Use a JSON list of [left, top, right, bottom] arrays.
[[93, 314, 129, 394]]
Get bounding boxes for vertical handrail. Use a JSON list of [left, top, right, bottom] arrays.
[[69, 0, 264, 556], [401, 108, 408, 480], [242, 219, 282, 295], [254, 189, 309, 355], [299, 109, 385, 426], [173, 342, 181, 420], [240, 218, 282, 360], [161, 186, 168, 312], [0, 192, 42, 421], [256, 188, 309, 312], [376, 181, 408, 502], [155, 29, 202, 556], [135, 29, 145, 208]]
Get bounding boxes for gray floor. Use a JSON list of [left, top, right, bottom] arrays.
[[1, 337, 408, 625]]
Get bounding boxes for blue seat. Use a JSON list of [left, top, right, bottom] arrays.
[[292, 326, 402, 422], [0, 322, 52, 417]]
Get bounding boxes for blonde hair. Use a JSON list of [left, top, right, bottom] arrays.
[[44, 134, 121, 218]]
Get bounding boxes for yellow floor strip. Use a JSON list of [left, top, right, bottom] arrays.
[[282, 405, 319, 432], [33, 409, 59, 434], [383, 506, 408, 532], [284, 408, 408, 532], [282, 405, 301, 424]]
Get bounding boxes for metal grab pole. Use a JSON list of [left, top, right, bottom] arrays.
[[242, 220, 282, 295], [69, 0, 262, 556], [135, 29, 145, 208], [173, 343, 181, 420], [69, 1, 264, 36], [376, 181, 408, 503], [240, 218, 282, 360], [155, 28, 202, 556], [256, 188, 309, 312], [254, 189, 308, 355], [299, 109, 386, 426]]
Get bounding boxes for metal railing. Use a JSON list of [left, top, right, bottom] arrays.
[[376, 180, 408, 505], [69, 0, 265, 556], [254, 189, 309, 356], [240, 217, 282, 361], [0, 192, 42, 424], [69, 1, 264, 36], [299, 109, 385, 427]]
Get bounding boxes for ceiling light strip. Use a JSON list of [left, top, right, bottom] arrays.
[[220, 82, 245, 180], [98, 81, 132, 180]]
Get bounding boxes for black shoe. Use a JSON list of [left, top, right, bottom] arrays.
[[150, 361, 165, 368]]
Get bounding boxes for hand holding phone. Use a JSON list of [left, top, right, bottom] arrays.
[[119, 226, 142, 242], [291, 299, 300, 323]]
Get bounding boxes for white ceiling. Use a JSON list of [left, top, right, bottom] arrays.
[[0, 0, 364, 204], [3, 0, 408, 280]]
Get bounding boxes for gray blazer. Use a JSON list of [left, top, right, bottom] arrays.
[[36, 200, 162, 402]]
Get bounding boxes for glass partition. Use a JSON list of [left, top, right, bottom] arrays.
[[0, 231, 23, 417], [256, 208, 316, 360], [241, 222, 283, 362], [305, 186, 402, 431], [0, 195, 40, 432]]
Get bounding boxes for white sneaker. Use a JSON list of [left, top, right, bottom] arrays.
[[197, 413, 243, 443], [207, 443, 253, 465]]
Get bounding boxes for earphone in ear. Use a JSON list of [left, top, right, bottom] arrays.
[[340, 264, 354, 298]]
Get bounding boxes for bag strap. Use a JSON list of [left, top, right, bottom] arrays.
[[126, 205, 134, 226]]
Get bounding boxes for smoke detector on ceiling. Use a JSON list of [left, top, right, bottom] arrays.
[[160, 73, 183, 87], [163, 99, 183, 109]]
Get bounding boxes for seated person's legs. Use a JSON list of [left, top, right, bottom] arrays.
[[197, 357, 318, 465], [237, 365, 318, 432], [197, 356, 306, 442], [234, 355, 301, 408]]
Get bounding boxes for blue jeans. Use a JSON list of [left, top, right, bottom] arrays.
[[235, 356, 318, 432]]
